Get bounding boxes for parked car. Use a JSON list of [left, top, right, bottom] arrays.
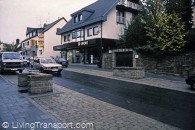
[[54, 57, 69, 68], [0, 52, 24, 74], [21, 56, 30, 67], [32, 57, 63, 74], [185, 75, 195, 90]]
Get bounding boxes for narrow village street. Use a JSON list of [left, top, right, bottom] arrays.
[[0, 64, 195, 130], [1, 0, 195, 130]]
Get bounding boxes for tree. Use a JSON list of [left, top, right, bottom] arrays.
[[3, 43, 13, 52], [141, 0, 187, 55], [119, 14, 148, 49], [163, 0, 193, 30], [14, 38, 22, 52]]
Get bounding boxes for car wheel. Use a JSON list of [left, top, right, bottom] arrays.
[[40, 68, 44, 73], [19, 70, 23, 73], [57, 70, 62, 75], [0, 69, 4, 74], [191, 84, 195, 90]]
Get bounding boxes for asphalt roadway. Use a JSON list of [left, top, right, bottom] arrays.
[[53, 70, 195, 130]]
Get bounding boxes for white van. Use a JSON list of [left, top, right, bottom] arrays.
[[0, 52, 24, 74]]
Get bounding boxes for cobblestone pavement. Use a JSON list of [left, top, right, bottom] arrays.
[[64, 67, 195, 94], [0, 75, 62, 130], [1, 68, 191, 130], [32, 84, 181, 130]]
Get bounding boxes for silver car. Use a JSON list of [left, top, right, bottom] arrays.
[[0, 52, 24, 74], [32, 57, 63, 74]]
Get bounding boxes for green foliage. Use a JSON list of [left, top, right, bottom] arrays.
[[119, 14, 148, 48], [118, 0, 190, 55], [163, 0, 193, 30], [3, 43, 13, 52], [142, 12, 186, 54], [0, 40, 14, 52]]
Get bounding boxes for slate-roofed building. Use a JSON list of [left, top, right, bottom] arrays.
[[22, 17, 67, 58], [54, 0, 140, 64]]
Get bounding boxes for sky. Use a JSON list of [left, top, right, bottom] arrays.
[[0, 0, 97, 44]]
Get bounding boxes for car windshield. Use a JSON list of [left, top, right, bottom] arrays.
[[3, 53, 21, 59], [58, 58, 66, 61], [40, 58, 56, 64]]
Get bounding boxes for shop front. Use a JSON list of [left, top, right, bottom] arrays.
[[54, 38, 117, 64]]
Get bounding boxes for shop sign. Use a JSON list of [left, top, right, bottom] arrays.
[[78, 41, 88, 46], [30, 39, 37, 46], [38, 33, 44, 48]]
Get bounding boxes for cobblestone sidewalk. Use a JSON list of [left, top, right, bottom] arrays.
[[32, 84, 181, 130], [0, 76, 61, 130], [65, 68, 195, 94]]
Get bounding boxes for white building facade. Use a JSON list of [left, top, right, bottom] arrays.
[[54, 0, 140, 64], [22, 18, 67, 58]]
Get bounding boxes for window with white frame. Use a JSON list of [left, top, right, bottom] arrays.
[[67, 34, 71, 41], [64, 36, 67, 42], [74, 16, 78, 23], [64, 34, 71, 41], [74, 14, 82, 23], [87, 28, 93, 36], [80, 29, 84, 37], [39, 50, 43, 55], [116, 11, 125, 24], [78, 14, 82, 21], [93, 26, 99, 35], [72, 31, 77, 39], [77, 31, 81, 38]]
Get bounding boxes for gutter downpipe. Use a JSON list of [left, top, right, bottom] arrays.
[[60, 35, 63, 58], [99, 17, 103, 68]]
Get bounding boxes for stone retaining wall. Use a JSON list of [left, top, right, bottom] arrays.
[[136, 52, 195, 76], [102, 49, 195, 77], [113, 67, 145, 79]]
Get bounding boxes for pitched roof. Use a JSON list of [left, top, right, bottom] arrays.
[[58, 0, 118, 34], [41, 17, 67, 33], [23, 17, 67, 42], [26, 27, 43, 35]]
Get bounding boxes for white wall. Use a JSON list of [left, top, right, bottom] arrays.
[[85, 23, 101, 40], [61, 8, 133, 44], [102, 8, 133, 39], [43, 19, 66, 58]]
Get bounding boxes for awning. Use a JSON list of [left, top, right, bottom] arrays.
[[53, 38, 118, 51]]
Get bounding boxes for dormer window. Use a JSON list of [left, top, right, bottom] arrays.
[[74, 14, 82, 23], [78, 14, 82, 21], [74, 16, 78, 23]]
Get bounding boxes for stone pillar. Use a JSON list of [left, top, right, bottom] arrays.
[[18, 72, 53, 94], [72, 50, 76, 63], [28, 73, 53, 94]]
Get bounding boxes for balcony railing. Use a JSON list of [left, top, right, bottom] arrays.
[[118, 0, 141, 11], [117, 16, 126, 24]]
